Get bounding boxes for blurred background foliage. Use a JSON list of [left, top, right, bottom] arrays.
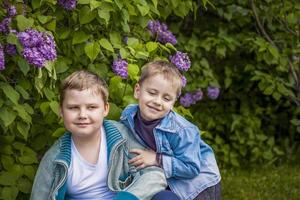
[[0, 0, 299, 199]]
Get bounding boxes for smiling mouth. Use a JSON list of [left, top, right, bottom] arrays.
[[75, 123, 91, 126], [147, 105, 161, 112]]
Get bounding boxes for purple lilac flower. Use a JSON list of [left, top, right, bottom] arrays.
[[18, 29, 57, 68], [112, 59, 128, 79], [18, 29, 43, 48], [0, 17, 12, 33], [181, 75, 187, 87], [38, 33, 57, 60], [7, 6, 17, 17], [58, 0, 77, 10], [169, 51, 191, 71], [147, 20, 177, 45], [5, 44, 17, 55], [193, 89, 203, 101], [22, 47, 46, 68], [180, 92, 195, 107], [0, 45, 5, 70], [207, 86, 220, 100]]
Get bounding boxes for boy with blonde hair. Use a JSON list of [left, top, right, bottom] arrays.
[[31, 70, 167, 200], [121, 60, 221, 200]]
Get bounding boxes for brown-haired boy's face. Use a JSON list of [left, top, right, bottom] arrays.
[[59, 88, 109, 140], [134, 74, 177, 121]]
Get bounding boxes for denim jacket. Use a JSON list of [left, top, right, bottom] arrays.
[[120, 105, 221, 200], [30, 120, 167, 200]]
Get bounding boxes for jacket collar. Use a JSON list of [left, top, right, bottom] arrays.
[[55, 119, 124, 165], [121, 104, 177, 134]]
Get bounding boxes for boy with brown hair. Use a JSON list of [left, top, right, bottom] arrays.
[[30, 70, 167, 200]]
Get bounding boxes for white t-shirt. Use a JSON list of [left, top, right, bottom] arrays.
[[66, 127, 115, 200]]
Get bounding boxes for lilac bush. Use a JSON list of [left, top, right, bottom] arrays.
[[169, 51, 191, 71], [207, 86, 220, 100], [112, 59, 128, 79], [147, 20, 177, 45]]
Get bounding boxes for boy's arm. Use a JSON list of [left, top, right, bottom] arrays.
[[30, 158, 54, 200], [123, 166, 167, 200], [162, 127, 202, 179]]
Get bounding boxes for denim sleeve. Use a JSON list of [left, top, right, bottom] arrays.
[[162, 127, 202, 179], [30, 156, 54, 200]]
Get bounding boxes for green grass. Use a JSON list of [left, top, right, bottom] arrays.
[[221, 165, 300, 200]]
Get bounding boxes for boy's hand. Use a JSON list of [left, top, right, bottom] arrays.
[[129, 149, 158, 169]]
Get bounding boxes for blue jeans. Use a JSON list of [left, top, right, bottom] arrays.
[[152, 182, 221, 200]]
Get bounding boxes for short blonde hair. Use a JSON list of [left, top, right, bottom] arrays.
[[139, 60, 183, 96], [60, 70, 109, 106]]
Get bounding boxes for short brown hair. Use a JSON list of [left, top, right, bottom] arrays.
[[60, 70, 109, 106], [139, 60, 183, 96]]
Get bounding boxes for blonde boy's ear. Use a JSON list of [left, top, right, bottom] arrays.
[[103, 102, 110, 117], [134, 83, 140, 99]]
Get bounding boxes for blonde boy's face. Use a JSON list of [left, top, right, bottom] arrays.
[[134, 74, 177, 121], [60, 88, 109, 140]]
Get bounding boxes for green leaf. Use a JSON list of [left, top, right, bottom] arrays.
[[127, 37, 139, 48], [16, 15, 34, 31], [128, 64, 140, 81], [99, 38, 114, 52], [72, 31, 90, 45], [1, 186, 19, 200], [6, 33, 19, 45], [52, 127, 66, 138], [109, 32, 122, 49], [24, 166, 35, 181], [1, 155, 14, 171], [45, 19, 56, 32], [79, 6, 97, 24], [137, 4, 150, 16], [135, 51, 149, 59], [49, 101, 59, 116], [98, 9, 111, 24], [290, 119, 300, 126], [13, 104, 32, 123], [151, 0, 158, 8], [18, 155, 38, 165], [57, 27, 71, 40], [43, 87, 56, 101], [15, 85, 30, 100], [55, 58, 69, 74], [165, 43, 177, 51], [31, 0, 41, 9], [120, 48, 129, 59], [0, 172, 18, 186], [268, 46, 279, 59], [18, 58, 30, 76], [90, 0, 102, 10], [17, 122, 30, 140], [0, 83, 20, 105], [0, 107, 17, 127], [78, 0, 90, 4], [37, 15, 52, 24], [17, 177, 32, 194], [146, 42, 158, 52], [106, 103, 122, 120], [85, 41, 101, 62]]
